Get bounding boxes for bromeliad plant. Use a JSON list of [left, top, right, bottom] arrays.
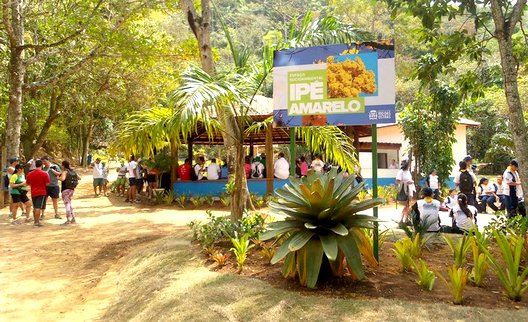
[[412, 258, 436, 291], [444, 235, 471, 268], [439, 264, 468, 305], [259, 169, 384, 288]]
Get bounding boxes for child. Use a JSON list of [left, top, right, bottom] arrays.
[[449, 193, 478, 233], [444, 189, 458, 210], [427, 169, 440, 200]]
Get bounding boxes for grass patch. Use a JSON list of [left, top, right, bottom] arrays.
[[101, 232, 528, 322]]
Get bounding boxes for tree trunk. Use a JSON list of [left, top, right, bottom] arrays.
[[31, 88, 63, 157], [182, 0, 251, 220], [3, 0, 25, 163], [491, 1, 528, 203], [81, 121, 94, 168]]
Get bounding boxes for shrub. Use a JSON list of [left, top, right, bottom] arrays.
[[469, 237, 489, 287], [230, 233, 254, 273], [259, 169, 383, 288], [175, 193, 188, 208], [412, 258, 436, 291], [484, 229, 528, 301], [393, 238, 414, 271], [163, 192, 174, 205], [204, 194, 215, 206], [444, 234, 471, 268], [439, 265, 468, 305], [211, 251, 231, 267], [219, 192, 231, 207]]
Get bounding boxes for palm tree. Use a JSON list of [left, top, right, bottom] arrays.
[[112, 12, 372, 220]]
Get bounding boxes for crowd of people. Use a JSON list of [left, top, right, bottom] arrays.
[[396, 155, 524, 233], [4, 156, 80, 227]]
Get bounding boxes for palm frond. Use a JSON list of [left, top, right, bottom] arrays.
[[297, 126, 358, 173]]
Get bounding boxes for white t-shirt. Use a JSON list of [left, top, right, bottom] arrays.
[[502, 169, 520, 196], [444, 195, 458, 209], [274, 157, 290, 179], [452, 205, 477, 231], [311, 159, 325, 172], [127, 160, 138, 178], [194, 164, 204, 180], [207, 163, 220, 180], [93, 163, 103, 179], [416, 199, 441, 232], [428, 174, 439, 189], [396, 169, 416, 198]]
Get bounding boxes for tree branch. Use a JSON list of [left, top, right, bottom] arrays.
[[509, 0, 527, 35], [490, 0, 506, 35], [2, 0, 16, 47]]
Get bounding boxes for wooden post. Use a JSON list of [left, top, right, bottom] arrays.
[[265, 124, 273, 194], [187, 138, 193, 161]]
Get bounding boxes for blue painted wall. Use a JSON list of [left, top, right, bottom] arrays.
[[173, 176, 456, 196]]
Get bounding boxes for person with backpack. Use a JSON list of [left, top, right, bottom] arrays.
[[502, 159, 522, 218], [454, 161, 477, 206], [251, 156, 264, 179], [58, 160, 80, 225], [396, 159, 416, 227]]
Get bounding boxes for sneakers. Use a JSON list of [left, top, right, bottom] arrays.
[[54, 214, 62, 219], [34, 222, 43, 227], [41, 214, 45, 220], [11, 219, 21, 225]]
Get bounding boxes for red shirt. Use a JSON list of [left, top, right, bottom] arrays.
[[178, 163, 192, 181], [244, 163, 251, 179], [26, 169, 50, 197]]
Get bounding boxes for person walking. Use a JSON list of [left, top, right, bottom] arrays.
[[92, 158, 104, 197], [116, 160, 127, 197], [101, 161, 109, 197], [58, 160, 80, 224], [26, 160, 50, 227], [9, 164, 32, 224], [126, 155, 139, 203], [41, 155, 62, 219], [396, 159, 416, 227]]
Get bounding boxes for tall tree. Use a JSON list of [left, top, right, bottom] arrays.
[[386, 0, 528, 201]]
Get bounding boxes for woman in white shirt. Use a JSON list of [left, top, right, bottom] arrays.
[[396, 160, 416, 227], [449, 193, 477, 233], [427, 169, 440, 200]]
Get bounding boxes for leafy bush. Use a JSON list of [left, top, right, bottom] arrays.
[[190, 196, 204, 207], [219, 192, 231, 207], [484, 214, 528, 236], [211, 251, 231, 267], [204, 194, 215, 206], [484, 229, 528, 301], [412, 258, 436, 291], [444, 235, 471, 268], [469, 237, 489, 287], [439, 265, 468, 305], [230, 233, 254, 273], [393, 238, 414, 272], [163, 192, 174, 205], [175, 193, 188, 208], [260, 169, 383, 288], [188, 211, 266, 248]]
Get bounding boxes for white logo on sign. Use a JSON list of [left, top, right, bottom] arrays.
[[369, 110, 378, 120]]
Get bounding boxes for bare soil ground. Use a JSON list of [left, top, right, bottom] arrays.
[[0, 169, 215, 321]]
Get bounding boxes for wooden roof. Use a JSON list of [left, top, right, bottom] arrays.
[[187, 95, 374, 145]]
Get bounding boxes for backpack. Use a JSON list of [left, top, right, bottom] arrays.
[[64, 170, 78, 189], [459, 171, 474, 194], [252, 163, 261, 178]]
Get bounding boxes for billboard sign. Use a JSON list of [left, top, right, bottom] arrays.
[[273, 40, 395, 127]]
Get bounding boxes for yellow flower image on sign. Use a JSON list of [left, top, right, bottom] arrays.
[[327, 55, 377, 98]]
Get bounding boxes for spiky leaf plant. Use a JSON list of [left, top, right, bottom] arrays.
[[259, 169, 384, 288]]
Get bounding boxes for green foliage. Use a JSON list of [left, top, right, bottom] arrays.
[[259, 168, 383, 288], [230, 233, 254, 273], [188, 211, 266, 248], [484, 214, 528, 237], [204, 194, 215, 206], [163, 192, 174, 205], [443, 235, 471, 268], [393, 238, 414, 272], [175, 193, 188, 208], [469, 237, 489, 287], [190, 196, 205, 208], [412, 258, 436, 291], [439, 265, 468, 305], [483, 229, 528, 301], [399, 85, 458, 182], [219, 192, 231, 207]]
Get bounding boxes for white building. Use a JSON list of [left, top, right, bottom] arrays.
[[358, 118, 480, 186]]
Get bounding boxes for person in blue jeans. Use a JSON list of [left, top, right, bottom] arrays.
[[502, 160, 522, 218], [477, 177, 499, 213]]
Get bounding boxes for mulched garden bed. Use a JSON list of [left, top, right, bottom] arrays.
[[195, 239, 528, 309]]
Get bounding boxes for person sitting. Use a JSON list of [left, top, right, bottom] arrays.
[[310, 154, 325, 172], [444, 189, 458, 211], [411, 187, 443, 232], [251, 156, 265, 179], [493, 175, 506, 211], [449, 193, 477, 234], [177, 159, 192, 181], [273, 152, 289, 179], [220, 159, 228, 179], [244, 156, 252, 179], [206, 158, 221, 180], [477, 177, 499, 214]]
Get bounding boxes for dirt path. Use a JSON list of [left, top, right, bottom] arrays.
[[0, 170, 220, 321]]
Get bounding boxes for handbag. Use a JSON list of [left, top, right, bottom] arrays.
[[396, 184, 408, 202]]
